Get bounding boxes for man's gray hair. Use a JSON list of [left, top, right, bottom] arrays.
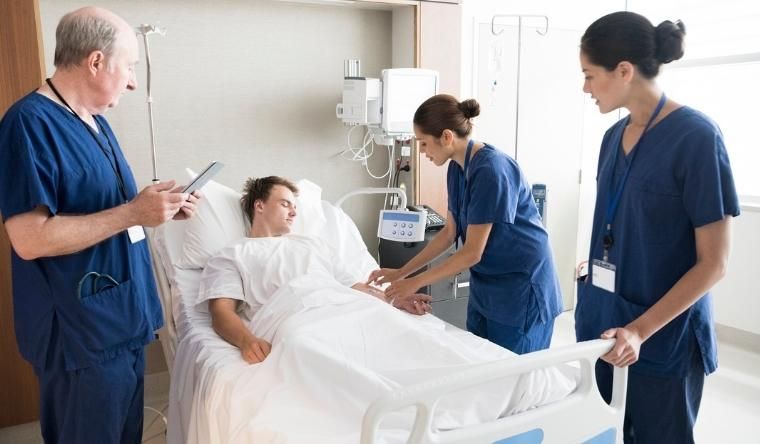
[[54, 12, 118, 68]]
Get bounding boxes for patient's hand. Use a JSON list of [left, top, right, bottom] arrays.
[[240, 334, 272, 364], [393, 293, 432, 316]]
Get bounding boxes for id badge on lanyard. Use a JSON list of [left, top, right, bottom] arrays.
[[592, 259, 616, 292], [593, 94, 667, 294], [127, 225, 146, 243]]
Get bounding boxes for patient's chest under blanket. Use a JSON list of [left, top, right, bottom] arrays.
[[236, 280, 575, 442], [199, 234, 365, 318], [194, 234, 576, 443]]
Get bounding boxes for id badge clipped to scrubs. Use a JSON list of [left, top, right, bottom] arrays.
[[127, 225, 145, 243], [592, 259, 616, 293]]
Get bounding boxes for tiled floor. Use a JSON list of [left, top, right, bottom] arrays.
[[2, 312, 758, 443]]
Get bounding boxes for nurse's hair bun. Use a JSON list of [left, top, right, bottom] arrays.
[[459, 99, 481, 119], [654, 20, 686, 64]]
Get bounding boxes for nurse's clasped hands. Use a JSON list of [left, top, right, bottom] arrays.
[[127, 179, 200, 227], [384, 276, 423, 302], [392, 293, 433, 315], [367, 268, 433, 314], [367, 267, 406, 286]]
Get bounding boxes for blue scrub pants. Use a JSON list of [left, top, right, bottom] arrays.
[[36, 342, 146, 444], [595, 351, 704, 444], [466, 303, 554, 354]]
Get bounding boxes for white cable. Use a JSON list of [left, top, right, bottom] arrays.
[[340, 125, 397, 182], [341, 125, 375, 162], [142, 405, 168, 443], [383, 144, 396, 210], [363, 141, 393, 180]]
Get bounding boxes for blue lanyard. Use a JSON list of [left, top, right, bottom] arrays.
[[456, 139, 476, 243], [463, 139, 475, 180], [602, 94, 667, 260]]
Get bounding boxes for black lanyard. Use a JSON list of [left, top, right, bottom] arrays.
[[602, 93, 667, 261], [45, 78, 129, 203]]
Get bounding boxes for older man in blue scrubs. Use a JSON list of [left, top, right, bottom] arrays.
[[0, 7, 199, 443]]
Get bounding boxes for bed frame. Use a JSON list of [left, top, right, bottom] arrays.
[[362, 339, 626, 444], [147, 186, 627, 444]]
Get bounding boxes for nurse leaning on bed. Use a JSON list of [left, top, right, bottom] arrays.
[[203, 176, 432, 364], [368, 95, 563, 355]]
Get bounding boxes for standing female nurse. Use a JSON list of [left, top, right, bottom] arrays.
[[369, 94, 563, 354], [576, 12, 739, 443]]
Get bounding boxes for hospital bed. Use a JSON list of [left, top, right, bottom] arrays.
[[147, 177, 627, 444]]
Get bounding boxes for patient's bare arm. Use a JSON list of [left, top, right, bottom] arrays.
[[351, 282, 388, 302], [208, 298, 271, 364], [351, 283, 432, 315]]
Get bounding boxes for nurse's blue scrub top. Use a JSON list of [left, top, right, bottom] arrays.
[[575, 107, 739, 377], [447, 144, 562, 328], [0, 93, 163, 371]]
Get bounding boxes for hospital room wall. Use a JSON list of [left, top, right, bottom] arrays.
[[38, 0, 393, 251], [459, 0, 625, 311], [38, 0, 396, 372], [460, 0, 760, 342]]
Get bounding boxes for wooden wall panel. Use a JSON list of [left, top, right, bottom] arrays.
[[416, 1, 461, 217], [0, 0, 45, 428]]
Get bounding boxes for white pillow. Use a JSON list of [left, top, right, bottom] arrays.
[[177, 171, 248, 269], [177, 171, 328, 269], [290, 179, 327, 236], [320, 200, 379, 282]]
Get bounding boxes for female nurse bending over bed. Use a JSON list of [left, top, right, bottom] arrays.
[[575, 12, 739, 443], [369, 94, 562, 355]]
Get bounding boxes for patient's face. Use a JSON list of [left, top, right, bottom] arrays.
[[258, 185, 297, 236]]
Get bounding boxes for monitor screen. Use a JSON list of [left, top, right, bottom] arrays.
[[381, 69, 439, 135]]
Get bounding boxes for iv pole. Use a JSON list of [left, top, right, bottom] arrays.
[[490, 14, 548, 161], [135, 24, 166, 184]]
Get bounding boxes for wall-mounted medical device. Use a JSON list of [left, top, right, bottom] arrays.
[[336, 62, 439, 145], [377, 210, 426, 242], [335, 77, 381, 126]]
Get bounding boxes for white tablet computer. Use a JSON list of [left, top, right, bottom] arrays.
[[183, 161, 224, 194]]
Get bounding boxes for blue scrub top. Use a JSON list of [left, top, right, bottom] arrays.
[[575, 107, 739, 377], [0, 92, 163, 371], [447, 144, 562, 328]]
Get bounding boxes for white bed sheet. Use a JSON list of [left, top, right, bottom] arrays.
[[167, 286, 576, 443], [153, 202, 579, 444]]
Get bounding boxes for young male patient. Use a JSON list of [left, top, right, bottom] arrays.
[[199, 176, 432, 364]]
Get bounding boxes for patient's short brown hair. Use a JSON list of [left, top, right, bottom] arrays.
[[240, 176, 298, 223]]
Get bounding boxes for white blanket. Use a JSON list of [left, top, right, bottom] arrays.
[[174, 286, 575, 442], [171, 235, 577, 443]]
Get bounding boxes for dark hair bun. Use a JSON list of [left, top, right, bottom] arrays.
[[459, 99, 481, 119], [655, 20, 686, 64]]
